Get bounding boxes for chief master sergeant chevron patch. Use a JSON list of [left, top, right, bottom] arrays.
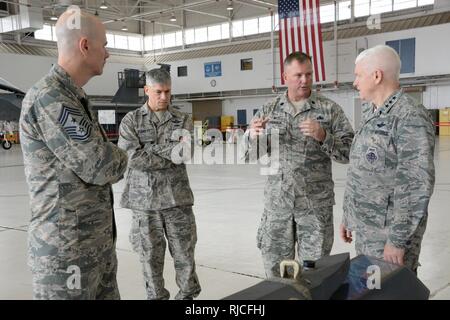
[[58, 105, 93, 142]]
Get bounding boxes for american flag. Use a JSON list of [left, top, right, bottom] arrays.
[[278, 0, 326, 83]]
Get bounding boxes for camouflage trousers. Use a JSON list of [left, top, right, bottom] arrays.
[[257, 206, 334, 278], [354, 216, 428, 272], [31, 250, 120, 300], [131, 206, 201, 300]]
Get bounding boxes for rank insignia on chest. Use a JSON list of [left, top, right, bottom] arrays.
[[172, 119, 183, 129], [316, 115, 324, 121], [58, 105, 92, 142], [365, 147, 379, 164], [376, 122, 386, 128]]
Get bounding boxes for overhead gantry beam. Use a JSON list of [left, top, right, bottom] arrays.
[[103, 0, 217, 24], [234, 0, 277, 11], [183, 8, 229, 20]]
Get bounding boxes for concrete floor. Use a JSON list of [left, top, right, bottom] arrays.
[[0, 137, 449, 300]]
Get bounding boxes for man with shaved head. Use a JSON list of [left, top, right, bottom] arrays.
[[20, 8, 127, 299], [340, 45, 435, 274]]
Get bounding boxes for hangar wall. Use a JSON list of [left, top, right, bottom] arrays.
[[168, 22, 450, 94], [0, 52, 142, 96], [1, 22, 449, 125], [165, 22, 450, 122]]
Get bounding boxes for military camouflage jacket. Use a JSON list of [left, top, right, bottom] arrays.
[[20, 64, 128, 271], [342, 90, 435, 248], [249, 91, 354, 210], [118, 104, 194, 211]]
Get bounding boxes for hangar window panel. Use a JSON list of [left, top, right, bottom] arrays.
[[107, 33, 115, 48], [52, 26, 58, 41], [221, 23, 230, 39], [163, 32, 176, 48], [0, 16, 19, 32], [320, 4, 335, 23], [34, 24, 52, 41], [10, 16, 18, 31], [232, 20, 243, 37], [175, 31, 183, 46], [253, 109, 259, 116], [354, 0, 370, 17], [208, 24, 222, 41], [114, 34, 128, 49], [338, 1, 351, 20], [1, 17, 9, 32], [274, 14, 279, 31], [418, 0, 434, 5], [258, 15, 272, 33], [243, 18, 258, 36], [195, 27, 208, 43], [386, 38, 416, 74], [185, 29, 195, 44], [144, 35, 152, 50], [178, 66, 188, 77], [153, 35, 162, 50], [370, 0, 393, 14], [394, 0, 417, 10], [128, 36, 142, 51]]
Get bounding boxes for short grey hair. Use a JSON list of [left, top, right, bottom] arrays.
[[355, 45, 401, 81], [146, 68, 171, 86]]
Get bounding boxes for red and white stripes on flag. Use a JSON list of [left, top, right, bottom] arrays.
[[278, 0, 326, 84]]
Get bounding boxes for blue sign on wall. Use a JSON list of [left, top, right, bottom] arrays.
[[204, 61, 222, 77], [386, 38, 416, 74], [237, 109, 247, 125]]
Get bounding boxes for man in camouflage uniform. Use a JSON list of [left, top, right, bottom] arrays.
[[20, 10, 128, 299], [245, 52, 354, 277], [118, 68, 201, 300], [340, 45, 435, 273]]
